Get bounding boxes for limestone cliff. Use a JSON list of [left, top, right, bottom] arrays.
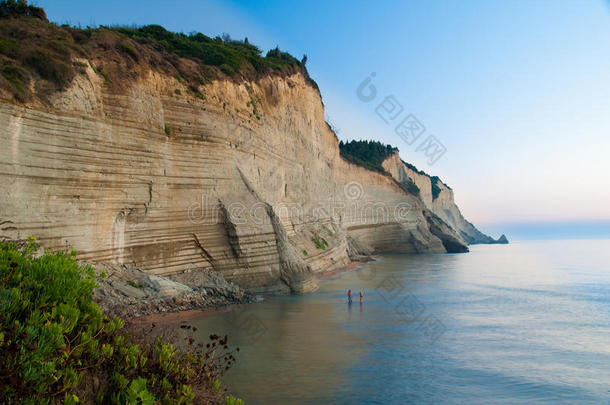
[[381, 153, 506, 245], [0, 22, 502, 294]]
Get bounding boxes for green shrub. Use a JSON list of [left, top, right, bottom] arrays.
[[321, 224, 335, 237], [248, 94, 259, 118], [164, 123, 171, 135], [114, 24, 301, 79], [339, 140, 398, 173], [401, 159, 428, 176], [0, 239, 240, 404], [118, 42, 138, 61], [0, 0, 47, 20], [23, 49, 73, 87], [219, 63, 235, 76], [311, 235, 328, 250], [404, 179, 420, 196], [263, 47, 300, 71], [430, 176, 442, 200], [225, 396, 244, 405], [0, 64, 28, 95], [302, 250, 308, 256], [0, 39, 19, 57]]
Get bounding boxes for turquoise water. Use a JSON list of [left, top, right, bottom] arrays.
[[183, 240, 610, 404]]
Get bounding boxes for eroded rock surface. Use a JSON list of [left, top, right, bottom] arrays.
[[0, 69, 499, 293], [94, 264, 252, 318]]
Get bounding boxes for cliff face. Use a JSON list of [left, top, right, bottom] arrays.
[[0, 65, 494, 293], [381, 153, 503, 244]]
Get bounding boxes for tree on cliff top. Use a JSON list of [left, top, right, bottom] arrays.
[[339, 140, 398, 172], [0, 0, 46, 20]]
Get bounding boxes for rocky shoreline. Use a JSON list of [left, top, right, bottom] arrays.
[[92, 255, 376, 320], [92, 263, 255, 319]]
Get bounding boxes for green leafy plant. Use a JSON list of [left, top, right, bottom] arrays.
[[404, 179, 420, 196], [430, 176, 442, 200], [401, 159, 428, 176], [249, 95, 259, 118], [311, 235, 328, 250], [225, 396, 244, 405], [0, 0, 46, 20], [118, 42, 138, 61], [0, 39, 19, 57], [0, 65, 28, 99], [126, 280, 141, 289], [321, 225, 335, 238], [0, 239, 241, 404]]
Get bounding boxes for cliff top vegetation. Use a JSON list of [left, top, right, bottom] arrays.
[[339, 139, 454, 199], [0, 0, 317, 103], [338, 140, 398, 173], [338, 140, 421, 195]]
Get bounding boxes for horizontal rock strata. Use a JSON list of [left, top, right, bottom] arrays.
[[0, 68, 499, 293]]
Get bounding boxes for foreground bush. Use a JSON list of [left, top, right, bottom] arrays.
[[0, 239, 241, 404]]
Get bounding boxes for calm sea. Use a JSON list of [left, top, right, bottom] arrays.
[[181, 240, 610, 404]]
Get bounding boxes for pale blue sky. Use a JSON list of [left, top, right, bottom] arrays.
[[39, 0, 610, 227]]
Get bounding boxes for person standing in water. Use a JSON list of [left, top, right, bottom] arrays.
[[359, 291, 363, 303], [348, 289, 353, 303]]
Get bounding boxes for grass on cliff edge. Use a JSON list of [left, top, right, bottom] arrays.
[[0, 238, 242, 405], [0, 0, 317, 103]]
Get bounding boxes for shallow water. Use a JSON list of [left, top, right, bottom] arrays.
[[182, 240, 610, 404]]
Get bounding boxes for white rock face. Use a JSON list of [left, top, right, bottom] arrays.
[[0, 71, 480, 293], [382, 152, 499, 244]]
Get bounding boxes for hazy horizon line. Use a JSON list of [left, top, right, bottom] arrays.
[[478, 219, 610, 241]]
